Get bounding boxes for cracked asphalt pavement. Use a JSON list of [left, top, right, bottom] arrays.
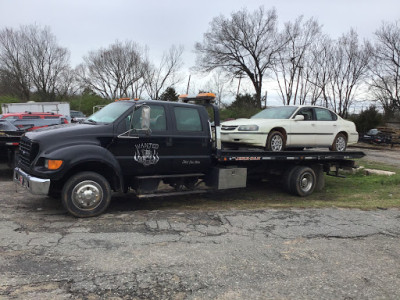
[[1, 164, 400, 299]]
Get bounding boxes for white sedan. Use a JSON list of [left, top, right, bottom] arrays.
[[221, 106, 359, 151]]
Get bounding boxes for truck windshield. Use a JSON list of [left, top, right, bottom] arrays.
[[85, 101, 132, 124]]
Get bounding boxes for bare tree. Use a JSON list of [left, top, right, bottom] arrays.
[[131, 78, 146, 100], [78, 41, 147, 100], [201, 70, 231, 107], [306, 35, 335, 106], [56, 67, 79, 99], [0, 27, 32, 100], [0, 25, 71, 101], [144, 45, 184, 99], [195, 6, 287, 108], [369, 20, 400, 114], [274, 16, 321, 105], [23, 25, 71, 101], [328, 30, 371, 117]]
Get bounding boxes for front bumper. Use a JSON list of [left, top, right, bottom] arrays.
[[13, 167, 50, 195], [220, 132, 268, 147]]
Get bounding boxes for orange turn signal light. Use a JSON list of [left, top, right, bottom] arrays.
[[46, 159, 63, 170]]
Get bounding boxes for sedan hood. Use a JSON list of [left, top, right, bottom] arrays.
[[222, 118, 286, 126]]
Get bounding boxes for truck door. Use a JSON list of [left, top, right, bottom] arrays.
[[169, 105, 212, 173], [110, 104, 172, 176]]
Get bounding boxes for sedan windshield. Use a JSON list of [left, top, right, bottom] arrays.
[[251, 106, 298, 119], [85, 101, 132, 124]]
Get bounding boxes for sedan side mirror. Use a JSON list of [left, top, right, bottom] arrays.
[[294, 115, 305, 121]]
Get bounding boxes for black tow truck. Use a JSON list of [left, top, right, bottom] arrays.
[[14, 94, 365, 217]]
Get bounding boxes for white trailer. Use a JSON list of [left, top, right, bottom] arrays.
[[1, 102, 71, 121]]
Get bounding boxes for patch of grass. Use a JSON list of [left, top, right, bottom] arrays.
[[119, 160, 400, 212]]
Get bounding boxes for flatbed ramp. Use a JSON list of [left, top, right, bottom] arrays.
[[217, 149, 365, 162]]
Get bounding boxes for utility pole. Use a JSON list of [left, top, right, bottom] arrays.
[[186, 75, 191, 94]]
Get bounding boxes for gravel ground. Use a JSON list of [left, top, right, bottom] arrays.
[[350, 145, 400, 168], [0, 162, 400, 299]]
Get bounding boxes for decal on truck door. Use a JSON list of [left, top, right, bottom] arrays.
[[134, 143, 160, 166]]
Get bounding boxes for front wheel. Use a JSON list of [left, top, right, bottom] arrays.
[[61, 172, 111, 218], [266, 131, 285, 151], [331, 133, 347, 152]]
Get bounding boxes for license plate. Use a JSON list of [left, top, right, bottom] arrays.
[[18, 175, 25, 187]]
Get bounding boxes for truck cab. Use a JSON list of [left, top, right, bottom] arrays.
[[14, 98, 217, 217]]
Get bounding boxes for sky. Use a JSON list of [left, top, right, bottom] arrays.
[[1, 0, 399, 104]]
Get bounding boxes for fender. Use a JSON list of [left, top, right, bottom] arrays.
[[33, 144, 124, 189]]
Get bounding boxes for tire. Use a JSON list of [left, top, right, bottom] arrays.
[[266, 131, 285, 152], [331, 133, 347, 152], [61, 172, 111, 218], [283, 166, 298, 194], [7, 148, 18, 169], [288, 166, 316, 197]]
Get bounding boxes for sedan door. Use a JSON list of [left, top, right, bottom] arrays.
[[288, 107, 317, 147], [313, 107, 338, 146]]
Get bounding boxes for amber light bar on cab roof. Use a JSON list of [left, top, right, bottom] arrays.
[[178, 93, 216, 103]]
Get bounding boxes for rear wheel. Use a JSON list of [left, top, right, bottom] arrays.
[[61, 172, 111, 218], [266, 131, 285, 152], [287, 166, 316, 197], [331, 133, 347, 152]]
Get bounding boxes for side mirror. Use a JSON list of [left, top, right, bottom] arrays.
[[141, 106, 150, 130], [294, 115, 305, 121], [118, 105, 152, 139]]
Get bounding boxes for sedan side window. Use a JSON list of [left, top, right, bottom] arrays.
[[296, 108, 314, 121], [315, 108, 336, 121]]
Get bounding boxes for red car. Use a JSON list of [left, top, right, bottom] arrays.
[[0, 112, 68, 131]]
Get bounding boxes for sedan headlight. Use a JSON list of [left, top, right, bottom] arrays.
[[238, 125, 259, 131]]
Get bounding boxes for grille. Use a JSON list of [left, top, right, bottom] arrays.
[[19, 136, 38, 167], [221, 125, 238, 131]]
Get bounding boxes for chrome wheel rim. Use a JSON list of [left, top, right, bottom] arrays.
[[336, 136, 346, 152], [270, 135, 283, 151], [71, 180, 103, 210], [300, 172, 314, 193]]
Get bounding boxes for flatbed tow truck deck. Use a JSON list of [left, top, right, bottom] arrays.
[[13, 93, 366, 217], [217, 148, 365, 162]]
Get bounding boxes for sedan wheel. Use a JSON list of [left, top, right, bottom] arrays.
[[331, 133, 347, 152], [267, 131, 285, 152]]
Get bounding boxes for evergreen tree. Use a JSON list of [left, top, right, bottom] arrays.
[[160, 87, 179, 101]]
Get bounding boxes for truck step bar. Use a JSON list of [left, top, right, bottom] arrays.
[[135, 173, 205, 180], [136, 189, 208, 198]]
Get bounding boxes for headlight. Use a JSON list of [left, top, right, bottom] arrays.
[[45, 159, 63, 170], [238, 125, 259, 131]]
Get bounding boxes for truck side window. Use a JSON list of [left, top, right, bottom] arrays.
[[174, 107, 202, 132], [131, 105, 166, 131]]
